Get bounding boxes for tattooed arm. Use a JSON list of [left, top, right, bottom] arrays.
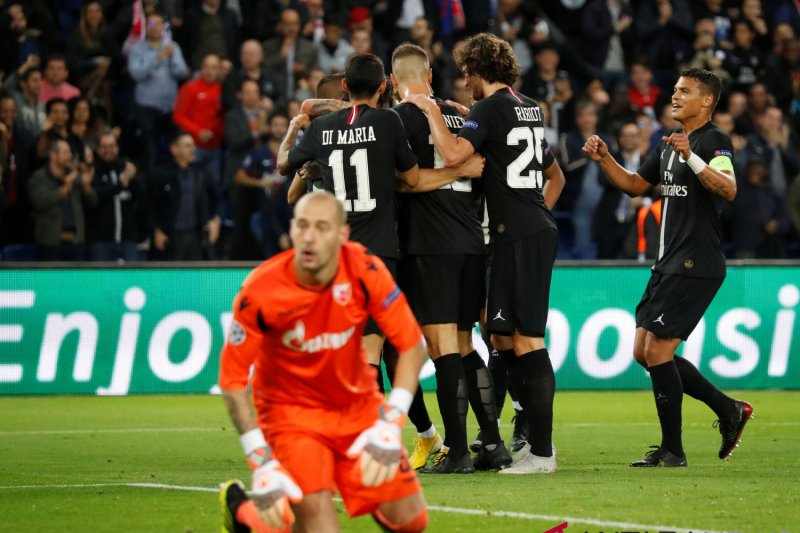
[[300, 98, 352, 118]]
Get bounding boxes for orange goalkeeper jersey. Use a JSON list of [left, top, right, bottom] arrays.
[[219, 241, 423, 409]]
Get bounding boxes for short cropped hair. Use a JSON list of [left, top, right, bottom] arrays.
[[345, 53, 386, 100], [456, 33, 520, 86], [679, 68, 722, 112]]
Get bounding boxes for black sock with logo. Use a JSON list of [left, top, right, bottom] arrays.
[[518, 349, 555, 457], [462, 351, 501, 446], [434, 354, 468, 458], [488, 346, 508, 416], [674, 356, 736, 419], [648, 360, 684, 457]]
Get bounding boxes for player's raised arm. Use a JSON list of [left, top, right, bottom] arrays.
[[583, 134, 652, 197], [403, 93, 475, 167], [276, 113, 310, 176], [662, 131, 737, 202]]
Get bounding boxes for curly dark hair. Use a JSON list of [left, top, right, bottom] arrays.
[[455, 33, 520, 86]]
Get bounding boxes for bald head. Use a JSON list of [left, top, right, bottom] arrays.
[[391, 43, 430, 84], [295, 191, 347, 226], [240, 40, 263, 69]]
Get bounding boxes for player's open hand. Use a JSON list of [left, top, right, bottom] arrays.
[[401, 93, 433, 113], [582, 135, 609, 161], [444, 99, 470, 117], [662, 132, 691, 160], [346, 418, 403, 487], [251, 459, 303, 529]]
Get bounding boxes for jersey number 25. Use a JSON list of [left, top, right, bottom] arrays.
[[507, 126, 544, 189]]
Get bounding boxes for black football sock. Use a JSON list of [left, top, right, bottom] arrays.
[[433, 354, 468, 458], [674, 356, 736, 419], [462, 351, 502, 446], [384, 343, 433, 434], [519, 349, 555, 457], [648, 360, 685, 457], [488, 347, 508, 416], [370, 363, 384, 393], [503, 348, 528, 412]]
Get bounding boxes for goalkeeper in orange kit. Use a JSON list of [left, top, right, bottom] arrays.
[[218, 191, 429, 532]]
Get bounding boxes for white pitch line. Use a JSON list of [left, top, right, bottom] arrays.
[[0, 482, 725, 532], [0, 427, 226, 436]]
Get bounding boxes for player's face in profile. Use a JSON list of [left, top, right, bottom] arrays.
[[670, 77, 706, 123], [464, 70, 484, 101], [290, 198, 348, 275]]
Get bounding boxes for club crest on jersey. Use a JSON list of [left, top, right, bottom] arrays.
[[333, 282, 352, 305], [228, 320, 246, 346]]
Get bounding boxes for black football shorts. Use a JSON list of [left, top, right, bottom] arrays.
[[486, 228, 558, 337], [405, 253, 485, 326], [635, 271, 724, 340]]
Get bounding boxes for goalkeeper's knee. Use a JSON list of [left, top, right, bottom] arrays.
[[372, 506, 428, 533]]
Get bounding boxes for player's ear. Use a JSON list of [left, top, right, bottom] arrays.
[[340, 223, 350, 243], [390, 72, 398, 89], [342, 79, 349, 94], [427, 68, 432, 84], [378, 79, 387, 94]]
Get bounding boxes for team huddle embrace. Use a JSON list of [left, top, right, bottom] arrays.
[[217, 33, 752, 533]]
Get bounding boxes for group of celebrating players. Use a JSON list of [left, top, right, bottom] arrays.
[[216, 32, 753, 533]]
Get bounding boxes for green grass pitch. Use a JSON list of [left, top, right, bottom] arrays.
[[1, 391, 798, 532]]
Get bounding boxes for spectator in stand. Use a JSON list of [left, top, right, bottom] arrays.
[[765, 37, 800, 114], [451, 74, 472, 109], [349, 28, 372, 56], [0, 95, 33, 244], [263, 8, 319, 106], [723, 18, 764, 92], [35, 98, 82, 162], [740, 0, 768, 48], [648, 101, 680, 150], [222, 40, 275, 112], [2, 60, 44, 149], [628, 59, 660, 117], [0, 4, 43, 76], [634, 0, 695, 87], [742, 106, 798, 197], [732, 155, 789, 258], [293, 67, 325, 102], [579, 0, 634, 90], [224, 79, 269, 259], [315, 13, 354, 74], [254, 110, 292, 259], [687, 17, 731, 85], [180, 0, 240, 72], [39, 55, 81, 105], [692, 0, 733, 50], [86, 131, 142, 262], [173, 53, 224, 188], [149, 132, 222, 260], [65, 2, 114, 103], [301, 0, 325, 44], [128, 11, 189, 179], [560, 100, 617, 258], [788, 170, 800, 241], [594, 122, 645, 259], [521, 41, 561, 103], [494, 0, 534, 76], [713, 110, 748, 154], [68, 96, 99, 154], [28, 139, 97, 260]]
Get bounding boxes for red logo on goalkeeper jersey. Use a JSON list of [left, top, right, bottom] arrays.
[[333, 282, 352, 305]]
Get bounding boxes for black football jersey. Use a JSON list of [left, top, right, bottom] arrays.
[[638, 122, 733, 278], [457, 88, 557, 241], [394, 98, 485, 256], [287, 104, 418, 258]]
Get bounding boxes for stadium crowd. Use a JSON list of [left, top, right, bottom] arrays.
[[2, 0, 800, 262]]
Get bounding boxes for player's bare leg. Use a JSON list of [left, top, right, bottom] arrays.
[[420, 323, 471, 473], [292, 490, 339, 533], [496, 332, 556, 474], [457, 328, 510, 470], [373, 491, 428, 532]]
